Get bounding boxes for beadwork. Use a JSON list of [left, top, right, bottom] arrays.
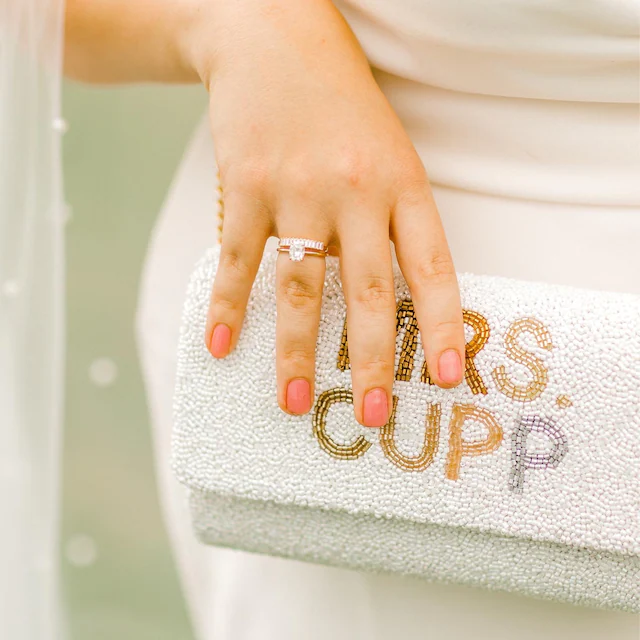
[[395, 300, 420, 382], [173, 245, 640, 613], [379, 397, 441, 472], [338, 300, 491, 394], [312, 388, 371, 460], [422, 309, 491, 394], [337, 299, 419, 377], [445, 404, 504, 481], [337, 317, 350, 372], [492, 317, 552, 402], [510, 415, 568, 493], [556, 394, 573, 408]]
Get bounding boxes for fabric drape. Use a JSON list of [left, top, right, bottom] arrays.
[[0, 0, 66, 637]]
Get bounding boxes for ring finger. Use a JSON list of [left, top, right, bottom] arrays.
[[276, 229, 330, 416]]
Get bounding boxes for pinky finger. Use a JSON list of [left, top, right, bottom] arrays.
[[391, 187, 466, 388]]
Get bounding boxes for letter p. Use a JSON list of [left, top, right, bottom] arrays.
[[510, 415, 568, 494]]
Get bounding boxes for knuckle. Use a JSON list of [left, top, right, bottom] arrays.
[[280, 345, 314, 368], [429, 318, 464, 341], [355, 276, 395, 311], [210, 293, 238, 314], [356, 353, 395, 376], [281, 275, 320, 311], [220, 249, 252, 280], [334, 147, 375, 189], [413, 251, 456, 286]]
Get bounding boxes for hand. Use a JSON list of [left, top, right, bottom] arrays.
[[194, 0, 465, 427]]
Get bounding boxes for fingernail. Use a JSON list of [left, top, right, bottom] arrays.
[[286, 378, 311, 415], [438, 349, 462, 384], [363, 388, 389, 428], [210, 323, 231, 358]]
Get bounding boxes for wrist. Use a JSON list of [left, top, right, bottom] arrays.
[[172, 1, 218, 87], [176, 0, 367, 92]]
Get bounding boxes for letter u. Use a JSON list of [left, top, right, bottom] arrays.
[[380, 397, 441, 472]]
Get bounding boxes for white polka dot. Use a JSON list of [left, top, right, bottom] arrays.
[[89, 358, 118, 387], [65, 535, 97, 567], [52, 117, 68, 134]]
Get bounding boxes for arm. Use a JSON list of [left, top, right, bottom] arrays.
[[65, 0, 466, 427], [64, 0, 363, 86], [64, 0, 201, 83]]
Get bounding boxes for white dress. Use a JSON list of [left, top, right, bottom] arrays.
[[135, 1, 640, 638]]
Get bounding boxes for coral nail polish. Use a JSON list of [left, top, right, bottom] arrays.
[[210, 324, 231, 358], [363, 388, 389, 428], [286, 378, 311, 415], [438, 349, 462, 384]]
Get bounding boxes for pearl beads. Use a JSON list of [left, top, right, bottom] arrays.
[[173, 245, 640, 612]]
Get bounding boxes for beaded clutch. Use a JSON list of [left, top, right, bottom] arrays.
[[172, 245, 640, 611]]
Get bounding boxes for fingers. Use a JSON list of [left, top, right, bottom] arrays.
[[205, 191, 271, 358], [339, 216, 396, 427], [207, 171, 463, 434], [391, 185, 465, 388], [276, 235, 328, 416]]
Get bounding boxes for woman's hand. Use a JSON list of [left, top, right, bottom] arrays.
[[64, 0, 465, 428], [195, 0, 465, 427], [64, 0, 464, 426]]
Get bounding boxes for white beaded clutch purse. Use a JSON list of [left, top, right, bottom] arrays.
[[173, 245, 640, 611]]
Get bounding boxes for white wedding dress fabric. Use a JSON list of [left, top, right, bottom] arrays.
[[0, 0, 66, 638], [136, 1, 640, 638]]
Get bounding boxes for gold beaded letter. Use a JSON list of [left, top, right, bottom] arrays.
[[395, 300, 420, 382], [422, 309, 491, 395], [313, 388, 371, 460], [338, 303, 490, 394], [445, 403, 503, 481], [338, 299, 419, 378], [380, 397, 441, 472], [337, 317, 350, 371], [492, 317, 553, 403]]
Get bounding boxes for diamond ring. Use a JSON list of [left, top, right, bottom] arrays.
[[277, 237, 328, 262]]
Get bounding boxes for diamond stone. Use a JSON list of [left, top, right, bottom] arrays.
[[289, 239, 305, 261]]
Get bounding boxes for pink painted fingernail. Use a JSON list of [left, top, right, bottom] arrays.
[[363, 388, 389, 428], [286, 378, 311, 415], [210, 323, 231, 358], [438, 349, 462, 384]]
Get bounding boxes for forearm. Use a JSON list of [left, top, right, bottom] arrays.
[[63, 0, 364, 87], [63, 0, 205, 83]]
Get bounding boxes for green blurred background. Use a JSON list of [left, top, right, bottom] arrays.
[[62, 80, 206, 639]]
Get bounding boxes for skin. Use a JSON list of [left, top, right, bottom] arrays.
[[65, 0, 466, 428]]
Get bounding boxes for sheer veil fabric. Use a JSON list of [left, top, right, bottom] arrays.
[[0, 0, 66, 637]]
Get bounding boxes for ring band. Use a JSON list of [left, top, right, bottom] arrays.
[[278, 237, 328, 262]]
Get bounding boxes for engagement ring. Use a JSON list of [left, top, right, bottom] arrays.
[[277, 237, 328, 262]]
